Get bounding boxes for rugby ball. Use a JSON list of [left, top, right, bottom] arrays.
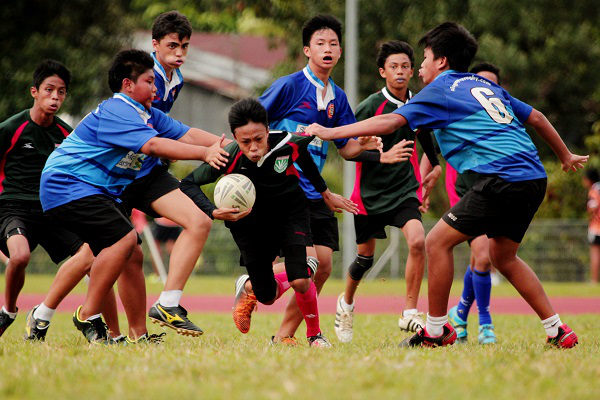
[[214, 173, 256, 211]]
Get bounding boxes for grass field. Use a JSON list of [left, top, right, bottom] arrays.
[[0, 276, 599, 399]]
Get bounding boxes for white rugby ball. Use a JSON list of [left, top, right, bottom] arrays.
[[213, 173, 256, 211]]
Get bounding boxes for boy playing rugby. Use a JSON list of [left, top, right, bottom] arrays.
[[181, 98, 358, 347], [307, 22, 586, 348]]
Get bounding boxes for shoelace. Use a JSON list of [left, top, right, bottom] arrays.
[[338, 310, 353, 330], [237, 294, 257, 316]]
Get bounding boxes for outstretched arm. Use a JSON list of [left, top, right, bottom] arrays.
[[527, 109, 588, 171], [140, 135, 229, 169], [179, 128, 234, 147], [306, 113, 407, 141], [337, 136, 383, 159]]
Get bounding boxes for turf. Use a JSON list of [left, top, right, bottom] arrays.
[[0, 313, 598, 399]]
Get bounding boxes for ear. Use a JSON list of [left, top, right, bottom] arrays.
[[30, 86, 38, 100], [437, 56, 449, 71], [303, 46, 311, 59], [121, 78, 134, 94], [408, 67, 415, 78], [378, 67, 386, 79], [152, 39, 160, 52]]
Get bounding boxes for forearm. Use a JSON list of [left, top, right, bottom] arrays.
[[338, 139, 366, 159], [180, 178, 217, 218], [418, 129, 439, 167], [141, 137, 207, 161], [180, 128, 232, 146], [348, 150, 381, 163], [527, 109, 570, 161], [329, 114, 406, 139]]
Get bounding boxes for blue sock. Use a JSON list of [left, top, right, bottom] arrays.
[[456, 266, 474, 320], [472, 269, 492, 325]]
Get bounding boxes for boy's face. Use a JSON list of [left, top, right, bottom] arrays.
[[233, 122, 269, 163], [123, 69, 156, 109], [476, 70, 499, 84], [152, 33, 190, 71], [419, 47, 447, 85], [303, 28, 341, 73], [379, 53, 413, 93], [30, 75, 67, 115]]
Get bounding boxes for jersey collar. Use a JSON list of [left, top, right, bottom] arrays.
[[302, 65, 336, 111], [152, 52, 183, 102], [381, 87, 412, 108], [113, 93, 151, 124], [434, 69, 456, 82], [257, 131, 292, 167]]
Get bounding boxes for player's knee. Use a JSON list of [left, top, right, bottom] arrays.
[[407, 235, 425, 255], [253, 282, 277, 305], [348, 254, 374, 281], [184, 212, 212, 237], [8, 251, 30, 269], [290, 278, 310, 293]]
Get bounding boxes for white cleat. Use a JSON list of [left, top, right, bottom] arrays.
[[334, 293, 354, 343], [398, 312, 425, 332]]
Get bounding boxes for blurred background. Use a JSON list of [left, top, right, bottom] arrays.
[[2, 0, 599, 281]]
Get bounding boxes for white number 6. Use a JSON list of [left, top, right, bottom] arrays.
[[471, 87, 513, 124]]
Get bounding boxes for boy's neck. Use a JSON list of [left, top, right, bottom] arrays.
[[29, 104, 55, 127], [307, 60, 332, 88], [386, 85, 409, 102], [162, 63, 174, 81]]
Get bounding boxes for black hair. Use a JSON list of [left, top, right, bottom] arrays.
[[470, 62, 501, 84], [107, 49, 154, 93], [418, 22, 478, 72], [33, 59, 71, 90], [376, 40, 414, 69], [302, 14, 342, 46], [586, 168, 600, 183], [152, 10, 192, 41], [228, 98, 268, 134]]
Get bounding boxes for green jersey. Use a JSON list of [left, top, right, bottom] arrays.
[[351, 88, 420, 215], [0, 109, 71, 202]]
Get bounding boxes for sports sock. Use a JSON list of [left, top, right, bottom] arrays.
[[403, 308, 418, 317], [426, 314, 447, 337], [295, 281, 320, 337], [456, 266, 474, 320], [340, 295, 354, 312], [1, 306, 16, 319], [541, 314, 562, 337], [33, 303, 55, 321], [274, 271, 292, 300], [158, 290, 183, 308], [472, 269, 492, 325]]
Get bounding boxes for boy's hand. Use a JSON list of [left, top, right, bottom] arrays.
[[212, 207, 251, 221], [321, 189, 359, 214], [561, 153, 589, 172], [419, 197, 430, 213], [421, 164, 442, 204], [306, 123, 334, 140], [205, 135, 229, 169], [357, 136, 383, 152], [381, 140, 414, 164]]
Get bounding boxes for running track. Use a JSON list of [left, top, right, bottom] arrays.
[[10, 294, 600, 314]]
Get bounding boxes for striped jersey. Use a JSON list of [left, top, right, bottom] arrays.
[[351, 88, 421, 215], [259, 65, 355, 199], [40, 93, 189, 211], [0, 109, 71, 202], [395, 70, 546, 182], [151, 52, 183, 114]]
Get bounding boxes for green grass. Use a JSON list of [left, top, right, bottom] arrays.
[[11, 274, 600, 297], [0, 313, 598, 399]]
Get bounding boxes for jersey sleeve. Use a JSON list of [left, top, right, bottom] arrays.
[[150, 108, 190, 140], [258, 77, 293, 122], [292, 136, 327, 193], [394, 85, 449, 131], [506, 93, 534, 123], [97, 103, 158, 152]]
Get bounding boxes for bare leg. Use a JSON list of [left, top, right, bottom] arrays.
[[117, 245, 147, 338], [401, 220, 426, 309], [425, 219, 471, 317], [470, 236, 492, 273], [590, 244, 600, 283], [344, 239, 375, 305], [4, 235, 31, 312], [43, 244, 94, 309], [488, 237, 555, 319]]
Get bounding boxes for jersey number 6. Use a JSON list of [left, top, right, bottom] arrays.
[[471, 87, 513, 124]]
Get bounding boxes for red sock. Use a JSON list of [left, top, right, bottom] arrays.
[[274, 271, 291, 300], [294, 281, 320, 337]]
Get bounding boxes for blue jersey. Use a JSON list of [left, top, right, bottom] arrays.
[[395, 70, 546, 182], [259, 65, 355, 199], [151, 52, 184, 114], [40, 94, 189, 211]]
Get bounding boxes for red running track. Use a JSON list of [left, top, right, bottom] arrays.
[[9, 294, 600, 314]]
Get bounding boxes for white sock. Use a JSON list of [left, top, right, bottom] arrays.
[[541, 314, 562, 337], [159, 290, 183, 308], [426, 314, 448, 337], [33, 303, 55, 321], [2, 306, 16, 319], [86, 313, 102, 321], [341, 296, 354, 312], [403, 308, 418, 317]]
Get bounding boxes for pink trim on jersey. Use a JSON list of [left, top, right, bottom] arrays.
[[411, 140, 423, 202], [0, 121, 29, 193], [350, 162, 367, 215], [226, 152, 244, 174], [445, 163, 460, 207], [57, 124, 70, 138], [288, 142, 299, 161]]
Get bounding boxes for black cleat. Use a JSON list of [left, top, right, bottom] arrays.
[[0, 307, 17, 338], [24, 305, 50, 341], [399, 323, 457, 348], [149, 303, 203, 337], [124, 332, 166, 345], [72, 305, 112, 345]]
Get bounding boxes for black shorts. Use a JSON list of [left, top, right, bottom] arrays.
[[151, 223, 182, 242], [307, 198, 339, 251], [0, 200, 83, 264], [353, 197, 422, 244], [442, 176, 547, 243], [119, 164, 180, 217], [46, 195, 134, 256]]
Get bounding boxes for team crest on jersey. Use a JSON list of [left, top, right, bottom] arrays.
[[327, 103, 335, 119], [116, 151, 145, 171], [274, 156, 289, 173]]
